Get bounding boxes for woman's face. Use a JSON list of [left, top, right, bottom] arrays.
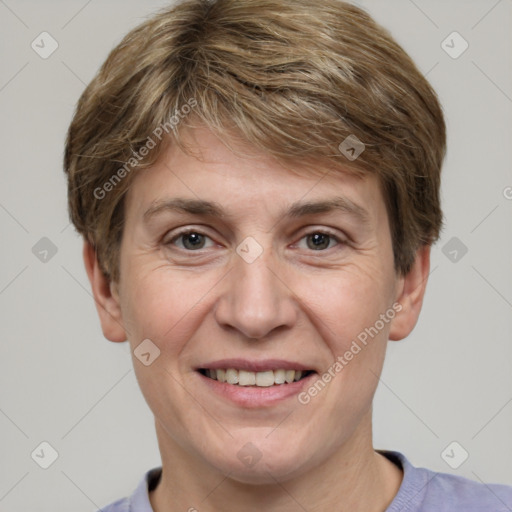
[[99, 126, 417, 483]]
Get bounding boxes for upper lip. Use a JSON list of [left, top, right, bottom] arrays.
[[197, 359, 316, 373]]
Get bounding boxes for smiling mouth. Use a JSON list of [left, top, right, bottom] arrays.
[[198, 368, 315, 387]]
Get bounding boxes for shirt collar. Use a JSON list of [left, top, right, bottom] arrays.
[[128, 466, 162, 511], [127, 451, 427, 511]]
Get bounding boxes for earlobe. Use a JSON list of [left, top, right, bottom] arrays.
[[388, 245, 431, 341], [82, 240, 127, 342]]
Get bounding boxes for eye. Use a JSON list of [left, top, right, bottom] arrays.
[[167, 230, 215, 251], [297, 231, 341, 251]]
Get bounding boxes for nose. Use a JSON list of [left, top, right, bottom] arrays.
[[214, 248, 298, 340]]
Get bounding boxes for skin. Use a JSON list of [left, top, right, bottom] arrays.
[[84, 125, 431, 511]]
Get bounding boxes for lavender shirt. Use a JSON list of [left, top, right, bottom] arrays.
[[98, 451, 512, 511]]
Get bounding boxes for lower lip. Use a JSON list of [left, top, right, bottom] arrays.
[[196, 371, 317, 408]]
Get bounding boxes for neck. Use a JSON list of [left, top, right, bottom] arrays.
[[149, 411, 402, 512]]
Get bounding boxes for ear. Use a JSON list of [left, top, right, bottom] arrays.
[[82, 240, 127, 342], [389, 245, 431, 341]]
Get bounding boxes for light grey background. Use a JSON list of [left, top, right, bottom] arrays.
[[0, 0, 511, 510]]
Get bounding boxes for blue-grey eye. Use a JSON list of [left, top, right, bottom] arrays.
[[305, 233, 336, 250], [178, 232, 208, 250]]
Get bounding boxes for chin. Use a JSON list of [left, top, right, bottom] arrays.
[[217, 455, 306, 485], [204, 437, 314, 485]]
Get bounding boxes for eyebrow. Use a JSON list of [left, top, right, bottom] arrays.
[[143, 196, 370, 225]]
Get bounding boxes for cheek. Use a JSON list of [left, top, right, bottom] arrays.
[[295, 263, 395, 349], [292, 263, 395, 406], [119, 269, 218, 433], [121, 266, 220, 351], [294, 262, 395, 415]]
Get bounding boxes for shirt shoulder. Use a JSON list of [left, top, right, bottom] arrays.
[[382, 450, 512, 512], [98, 497, 130, 512], [421, 469, 512, 511], [96, 467, 162, 512]]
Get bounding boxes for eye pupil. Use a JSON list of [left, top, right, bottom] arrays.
[[183, 232, 205, 250], [307, 233, 330, 250]]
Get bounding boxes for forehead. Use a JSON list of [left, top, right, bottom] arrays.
[[124, 126, 386, 226]]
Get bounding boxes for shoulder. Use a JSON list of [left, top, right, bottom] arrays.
[[98, 497, 130, 512], [382, 451, 512, 512], [425, 470, 512, 511], [96, 466, 162, 512]]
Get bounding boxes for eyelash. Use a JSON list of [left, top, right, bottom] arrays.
[[164, 228, 346, 253]]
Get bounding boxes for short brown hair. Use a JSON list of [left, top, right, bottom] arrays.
[[64, 0, 446, 282]]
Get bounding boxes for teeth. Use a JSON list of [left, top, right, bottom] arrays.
[[274, 369, 286, 384], [225, 368, 239, 385], [239, 370, 256, 386], [255, 370, 275, 387], [285, 370, 295, 383], [204, 368, 310, 386]]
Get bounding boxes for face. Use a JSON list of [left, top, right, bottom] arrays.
[[89, 126, 426, 484]]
